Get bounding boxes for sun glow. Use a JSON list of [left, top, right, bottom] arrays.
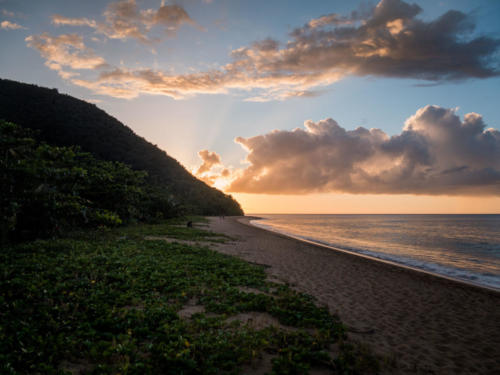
[[232, 193, 500, 214]]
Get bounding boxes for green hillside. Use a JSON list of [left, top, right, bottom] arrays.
[[0, 78, 243, 216]]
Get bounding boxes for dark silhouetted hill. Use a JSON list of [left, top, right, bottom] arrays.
[[0, 78, 243, 216]]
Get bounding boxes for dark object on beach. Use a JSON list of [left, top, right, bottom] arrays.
[[187, 221, 193, 228]]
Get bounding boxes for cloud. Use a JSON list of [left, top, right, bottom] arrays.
[[52, 0, 198, 43], [25, 33, 107, 79], [67, 57, 346, 99], [2, 10, 15, 18], [51, 14, 97, 28], [193, 149, 232, 188], [221, 106, 500, 196], [1, 20, 25, 30], [55, 0, 500, 101], [32, 2, 198, 90], [273, 0, 499, 81], [245, 89, 325, 102], [195, 149, 222, 175], [306, 10, 364, 28]]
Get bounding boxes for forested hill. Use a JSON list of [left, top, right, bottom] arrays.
[[0, 78, 243, 216]]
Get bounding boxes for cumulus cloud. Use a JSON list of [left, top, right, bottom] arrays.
[[52, 0, 198, 43], [52, 0, 500, 100], [1, 20, 25, 30], [221, 106, 500, 196], [25, 33, 107, 79], [195, 149, 222, 175], [193, 149, 232, 187]]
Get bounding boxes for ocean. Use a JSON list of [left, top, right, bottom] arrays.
[[250, 214, 500, 290]]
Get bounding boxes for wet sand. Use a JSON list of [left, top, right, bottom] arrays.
[[208, 216, 500, 374]]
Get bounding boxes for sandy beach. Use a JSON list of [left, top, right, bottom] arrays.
[[208, 216, 500, 374]]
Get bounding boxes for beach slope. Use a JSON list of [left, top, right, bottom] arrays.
[[209, 216, 500, 374]]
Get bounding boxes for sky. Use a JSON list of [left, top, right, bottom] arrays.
[[1, 0, 500, 213]]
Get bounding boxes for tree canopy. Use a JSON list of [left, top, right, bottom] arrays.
[[0, 78, 243, 220], [1, 121, 188, 242]]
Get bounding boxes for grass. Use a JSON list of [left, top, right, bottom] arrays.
[[0, 218, 379, 374]]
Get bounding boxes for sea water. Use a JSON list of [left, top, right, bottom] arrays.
[[250, 214, 500, 290]]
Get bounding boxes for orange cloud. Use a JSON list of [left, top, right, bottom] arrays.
[[51, 15, 97, 28], [1, 20, 25, 30], [31, 0, 500, 101], [51, 0, 198, 43], [25, 33, 107, 76], [195, 149, 221, 175], [65, 65, 343, 100], [193, 150, 236, 190]]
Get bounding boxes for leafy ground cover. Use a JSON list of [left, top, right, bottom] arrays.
[[0, 218, 379, 374]]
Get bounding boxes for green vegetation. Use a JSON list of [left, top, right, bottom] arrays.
[[0, 78, 243, 216], [0, 121, 180, 243], [0, 220, 379, 374]]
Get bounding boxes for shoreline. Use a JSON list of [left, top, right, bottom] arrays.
[[208, 215, 500, 374], [243, 216, 500, 294]]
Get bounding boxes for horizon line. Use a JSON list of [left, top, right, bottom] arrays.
[[245, 212, 500, 215]]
